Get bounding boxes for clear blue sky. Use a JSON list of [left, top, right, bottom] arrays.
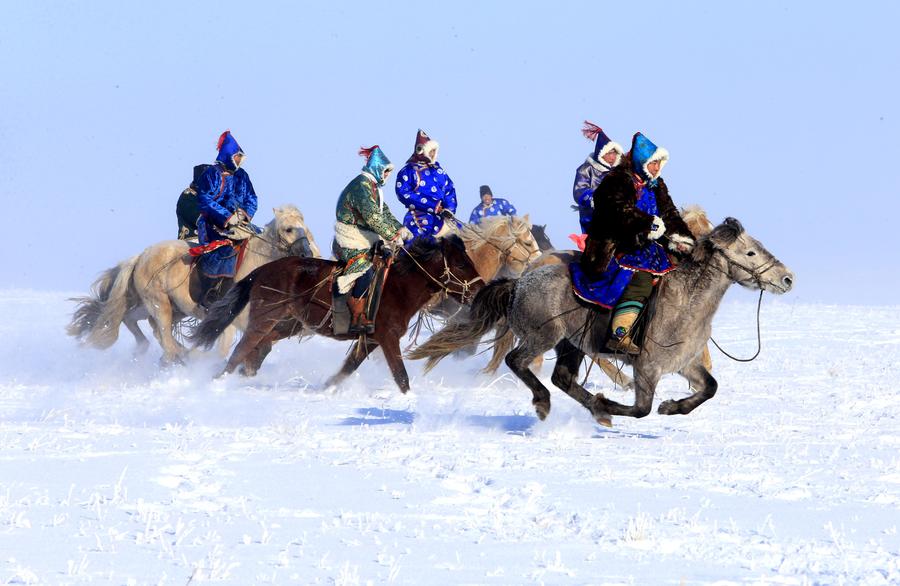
[[3, 1, 897, 303]]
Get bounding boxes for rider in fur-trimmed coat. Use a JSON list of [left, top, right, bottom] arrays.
[[573, 121, 623, 234], [395, 129, 459, 241], [581, 132, 695, 353]]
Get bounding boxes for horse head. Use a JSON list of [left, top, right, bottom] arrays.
[[271, 205, 319, 257], [530, 223, 555, 252], [693, 218, 794, 294], [439, 234, 485, 303], [495, 215, 541, 276]]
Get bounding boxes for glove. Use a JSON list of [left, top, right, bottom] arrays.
[[225, 214, 240, 227], [648, 215, 666, 240], [668, 233, 695, 253], [236, 208, 250, 222], [440, 209, 455, 220]]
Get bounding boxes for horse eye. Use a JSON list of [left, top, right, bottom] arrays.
[[286, 228, 295, 233], [746, 251, 756, 256]]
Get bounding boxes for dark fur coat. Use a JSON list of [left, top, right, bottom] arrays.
[[582, 160, 692, 275]]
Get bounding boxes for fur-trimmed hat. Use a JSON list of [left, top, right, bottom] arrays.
[[630, 132, 669, 183], [479, 185, 493, 198], [215, 130, 244, 172], [582, 121, 622, 165], [409, 129, 440, 164]]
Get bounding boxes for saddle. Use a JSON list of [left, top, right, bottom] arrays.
[[331, 249, 393, 336]]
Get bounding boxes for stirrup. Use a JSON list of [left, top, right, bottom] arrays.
[[606, 336, 641, 355]]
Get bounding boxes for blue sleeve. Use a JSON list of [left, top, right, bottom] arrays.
[[239, 172, 258, 219], [443, 174, 457, 213], [502, 199, 517, 216], [573, 164, 595, 209], [394, 164, 420, 211], [197, 166, 233, 227], [469, 206, 482, 224]]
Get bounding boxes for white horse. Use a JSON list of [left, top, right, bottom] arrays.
[[68, 205, 320, 363]]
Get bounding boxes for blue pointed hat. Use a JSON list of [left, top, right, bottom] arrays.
[[359, 145, 393, 186], [215, 130, 244, 171], [630, 132, 669, 183], [582, 121, 622, 164]]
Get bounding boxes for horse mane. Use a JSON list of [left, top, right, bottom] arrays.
[[681, 205, 714, 238], [460, 215, 529, 253], [394, 235, 465, 276]]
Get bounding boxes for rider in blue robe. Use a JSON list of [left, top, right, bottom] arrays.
[[571, 132, 695, 353], [395, 129, 459, 242], [195, 131, 258, 303], [469, 185, 518, 224], [572, 121, 623, 234]]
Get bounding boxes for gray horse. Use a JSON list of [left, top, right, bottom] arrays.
[[408, 218, 794, 426]]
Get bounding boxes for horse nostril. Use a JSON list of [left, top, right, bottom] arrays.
[[782, 275, 793, 288]]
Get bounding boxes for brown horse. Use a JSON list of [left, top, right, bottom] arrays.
[[191, 235, 483, 393]]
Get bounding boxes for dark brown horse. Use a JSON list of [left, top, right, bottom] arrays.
[[192, 235, 483, 393]]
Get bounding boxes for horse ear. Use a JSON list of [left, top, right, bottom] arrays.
[[522, 214, 530, 224], [273, 207, 281, 216], [710, 218, 743, 248]]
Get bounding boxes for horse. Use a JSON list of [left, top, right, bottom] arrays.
[[483, 205, 717, 379], [530, 223, 555, 252], [191, 235, 484, 393], [458, 215, 542, 281], [408, 218, 794, 426], [68, 205, 318, 363]]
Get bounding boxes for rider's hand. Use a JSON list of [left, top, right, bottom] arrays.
[[648, 215, 666, 240], [440, 209, 455, 220], [225, 214, 240, 227]]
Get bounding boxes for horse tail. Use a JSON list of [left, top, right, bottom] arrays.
[[67, 256, 138, 348], [191, 273, 256, 350], [407, 278, 517, 372], [483, 324, 516, 374]]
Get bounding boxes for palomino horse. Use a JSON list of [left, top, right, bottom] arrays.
[[459, 215, 542, 281], [483, 206, 716, 380], [192, 235, 484, 393], [68, 205, 319, 363], [409, 218, 794, 426]]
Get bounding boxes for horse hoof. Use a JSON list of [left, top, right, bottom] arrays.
[[533, 400, 550, 421], [657, 400, 679, 415], [595, 414, 613, 428]]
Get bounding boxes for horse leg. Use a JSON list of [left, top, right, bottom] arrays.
[[240, 334, 278, 377], [124, 316, 150, 356], [149, 298, 185, 365], [505, 341, 553, 420], [222, 318, 278, 377], [550, 340, 612, 427], [658, 358, 718, 415], [378, 334, 411, 394], [594, 362, 659, 419], [325, 339, 379, 389]]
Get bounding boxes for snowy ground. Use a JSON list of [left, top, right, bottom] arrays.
[[0, 289, 898, 585]]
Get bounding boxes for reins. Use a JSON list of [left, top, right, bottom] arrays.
[[398, 243, 483, 304]]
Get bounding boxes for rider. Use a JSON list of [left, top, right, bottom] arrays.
[[395, 129, 458, 241], [468, 185, 518, 224], [573, 121, 623, 235], [335, 145, 408, 333], [582, 132, 694, 353], [195, 130, 258, 307]]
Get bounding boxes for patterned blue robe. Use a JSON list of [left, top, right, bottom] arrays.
[[573, 157, 614, 234], [570, 185, 673, 308], [468, 198, 518, 224], [196, 164, 258, 277], [395, 161, 458, 241]]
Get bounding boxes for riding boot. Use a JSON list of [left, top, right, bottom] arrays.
[[347, 296, 372, 335], [606, 310, 641, 355]]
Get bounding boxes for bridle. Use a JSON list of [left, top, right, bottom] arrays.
[[462, 216, 541, 272], [399, 244, 483, 305]]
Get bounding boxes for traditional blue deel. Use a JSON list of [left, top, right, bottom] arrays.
[[395, 159, 458, 242], [362, 146, 392, 186], [469, 198, 518, 224], [569, 185, 673, 307], [216, 131, 244, 172], [195, 163, 258, 277]]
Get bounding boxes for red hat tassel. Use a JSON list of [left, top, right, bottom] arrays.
[[581, 121, 602, 141]]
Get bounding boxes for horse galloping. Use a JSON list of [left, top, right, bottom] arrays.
[[191, 235, 483, 393], [68, 205, 318, 363], [408, 218, 794, 425]]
